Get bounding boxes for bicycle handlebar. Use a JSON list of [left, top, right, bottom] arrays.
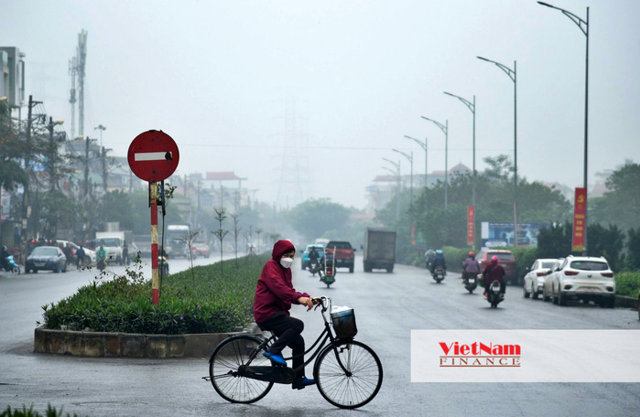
[[312, 296, 330, 312]]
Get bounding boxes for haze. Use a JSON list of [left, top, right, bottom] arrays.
[[2, 0, 639, 210]]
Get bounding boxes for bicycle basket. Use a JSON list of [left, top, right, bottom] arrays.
[[330, 306, 357, 340]]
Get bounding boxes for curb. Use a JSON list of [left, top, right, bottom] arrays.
[[615, 295, 638, 309], [34, 327, 242, 358]]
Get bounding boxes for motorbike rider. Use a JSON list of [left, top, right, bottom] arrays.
[[462, 251, 481, 281], [308, 246, 320, 266], [430, 249, 447, 275], [424, 248, 436, 270], [482, 255, 506, 298], [254, 239, 317, 390], [96, 245, 107, 267]]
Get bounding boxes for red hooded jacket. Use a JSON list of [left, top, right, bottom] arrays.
[[253, 240, 310, 324]]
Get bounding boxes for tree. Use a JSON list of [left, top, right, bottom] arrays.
[[587, 223, 625, 270], [626, 228, 640, 271], [0, 100, 28, 191], [590, 162, 640, 231], [536, 222, 572, 258], [289, 199, 350, 242], [212, 208, 229, 273], [404, 155, 571, 254]]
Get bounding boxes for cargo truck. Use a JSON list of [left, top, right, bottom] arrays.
[[95, 230, 132, 265], [363, 228, 396, 273]]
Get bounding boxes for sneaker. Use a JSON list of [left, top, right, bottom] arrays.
[[263, 351, 287, 366], [292, 377, 316, 390]]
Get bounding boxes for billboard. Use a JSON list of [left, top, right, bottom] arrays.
[[572, 187, 586, 252], [481, 222, 549, 248]]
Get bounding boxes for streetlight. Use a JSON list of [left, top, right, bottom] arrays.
[[538, 1, 589, 254], [477, 56, 517, 248], [382, 158, 401, 219], [94, 124, 106, 148], [392, 148, 414, 206], [420, 116, 449, 210], [404, 135, 428, 188]]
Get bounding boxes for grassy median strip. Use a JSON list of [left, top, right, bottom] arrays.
[[41, 255, 268, 334]]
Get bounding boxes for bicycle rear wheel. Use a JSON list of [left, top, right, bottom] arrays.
[[313, 340, 383, 409], [209, 335, 273, 404]]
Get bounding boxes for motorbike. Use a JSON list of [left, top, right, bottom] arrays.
[[431, 266, 446, 283], [320, 250, 336, 288], [97, 254, 107, 271], [463, 272, 478, 294], [308, 259, 322, 277], [4, 255, 20, 274], [486, 280, 504, 308]]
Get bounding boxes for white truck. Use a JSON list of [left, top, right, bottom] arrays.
[[95, 231, 132, 265]]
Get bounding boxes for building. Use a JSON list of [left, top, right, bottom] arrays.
[[0, 46, 25, 108]]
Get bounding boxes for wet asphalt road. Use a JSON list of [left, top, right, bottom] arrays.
[[1, 256, 639, 416]]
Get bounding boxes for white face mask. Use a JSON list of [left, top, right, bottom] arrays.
[[280, 257, 294, 269]]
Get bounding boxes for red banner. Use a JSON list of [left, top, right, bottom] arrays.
[[572, 188, 587, 252], [467, 206, 475, 246]]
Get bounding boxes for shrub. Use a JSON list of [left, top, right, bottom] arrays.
[[614, 272, 640, 298], [42, 255, 268, 334], [1, 404, 85, 417]]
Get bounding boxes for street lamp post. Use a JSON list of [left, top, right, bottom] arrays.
[[393, 149, 414, 207], [421, 116, 449, 210], [477, 56, 517, 248], [404, 135, 428, 188], [382, 158, 401, 219], [95, 124, 106, 148], [538, 1, 589, 254]]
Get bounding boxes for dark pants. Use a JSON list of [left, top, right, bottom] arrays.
[[258, 313, 306, 378]]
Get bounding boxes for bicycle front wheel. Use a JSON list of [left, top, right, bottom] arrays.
[[209, 335, 273, 404], [313, 340, 383, 409]]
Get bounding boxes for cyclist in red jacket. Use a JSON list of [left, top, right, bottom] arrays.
[[254, 239, 316, 390]]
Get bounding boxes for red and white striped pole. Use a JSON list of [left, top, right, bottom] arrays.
[[150, 181, 160, 305]]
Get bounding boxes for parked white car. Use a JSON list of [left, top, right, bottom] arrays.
[[523, 258, 562, 300], [543, 255, 615, 307], [56, 240, 96, 266]]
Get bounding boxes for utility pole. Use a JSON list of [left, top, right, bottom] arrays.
[[101, 146, 109, 194], [47, 117, 59, 192], [21, 95, 42, 245], [76, 30, 87, 137], [84, 137, 91, 197], [68, 57, 77, 140]]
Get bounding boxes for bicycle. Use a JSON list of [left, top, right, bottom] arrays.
[[205, 296, 383, 409]]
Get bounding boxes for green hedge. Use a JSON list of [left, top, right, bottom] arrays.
[[1, 405, 85, 417], [42, 255, 268, 334], [614, 272, 640, 298]]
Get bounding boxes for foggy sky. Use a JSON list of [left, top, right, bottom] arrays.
[[2, 0, 639, 210]]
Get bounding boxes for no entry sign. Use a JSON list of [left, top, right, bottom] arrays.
[[127, 130, 180, 182]]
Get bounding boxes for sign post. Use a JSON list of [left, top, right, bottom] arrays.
[[127, 130, 179, 305]]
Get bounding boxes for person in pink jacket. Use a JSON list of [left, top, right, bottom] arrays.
[[253, 239, 316, 390]]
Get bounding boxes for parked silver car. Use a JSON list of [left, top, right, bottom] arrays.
[[523, 258, 561, 300], [543, 255, 615, 307]]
